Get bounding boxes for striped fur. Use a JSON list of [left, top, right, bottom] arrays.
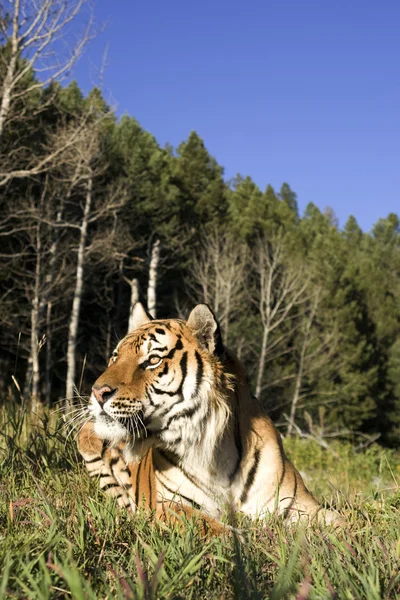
[[78, 303, 341, 532]]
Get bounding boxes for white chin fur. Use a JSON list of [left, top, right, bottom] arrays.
[[93, 418, 127, 444], [89, 395, 127, 444]]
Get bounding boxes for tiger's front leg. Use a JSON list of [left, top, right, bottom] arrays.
[[78, 421, 135, 510], [78, 423, 228, 536]]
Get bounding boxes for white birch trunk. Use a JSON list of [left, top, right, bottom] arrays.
[[44, 301, 52, 405], [128, 278, 139, 332], [0, 0, 20, 138], [287, 349, 305, 435], [223, 278, 232, 342], [213, 245, 220, 315], [105, 319, 112, 363], [287, 297, 318, 435], [147, 239, 160, 318], [24, 218, 42, 409], [255, 324, 269, 399], [30, 222, 41, 406], [255, 256, 273, 400], [30, 308, 41, 413], [66, 174, 93, 404], [44, 192, 67, 404]]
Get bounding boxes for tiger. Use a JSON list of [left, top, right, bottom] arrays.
[[77, 302, 341, 533]]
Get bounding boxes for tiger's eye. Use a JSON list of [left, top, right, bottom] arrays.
[[149, 355, 162, 365]]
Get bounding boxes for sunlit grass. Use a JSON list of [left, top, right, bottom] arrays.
[[0, 403, 399, 599]]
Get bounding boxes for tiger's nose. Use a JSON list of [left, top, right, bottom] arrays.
[[92, 385, 117, 406]]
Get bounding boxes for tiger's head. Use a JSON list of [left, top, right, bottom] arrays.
[[88, 303, 232, 456]]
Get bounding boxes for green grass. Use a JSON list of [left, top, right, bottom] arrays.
[[0, 403, 399, 599]]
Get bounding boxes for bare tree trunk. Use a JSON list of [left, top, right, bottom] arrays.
[[287, 295, 319, 435], [44, 192, 67, 404], [31, 221, 41, 405], [287, 346, 306, 435], [66, 173, 93, 404], [0, 0, 20, 138], [252, 235, 311, 403], [105, 318, 112, 363], [255, 255, 273, 400], [213, 243, 220, 314], [236, 337, 245, 361], [147, 239, 160, 318], [44, 301, 52, 405], [23, 358, 33, 400], [188, 229, 247, 340], [255, 325, 269, 399], [223, 279, 232, 342], [0, 0, 93, 142], [23, 215, 43, 409], [128, 278, 139, 332]]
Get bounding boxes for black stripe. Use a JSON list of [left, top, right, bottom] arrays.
[[100, 473, 113, 478], [165, 347, 177, 360], [193, 350, 203, 397], [101, 483, 119, 491], [156, 405, 208, 440], [159, 362, 169, 377], [155, 449, 213, 497], [101, 441, 108, 458], [85, 456, 102, 464], [124, 483, 132, 490], [161, 402, 201, 431], [145, 389, 155, 406], [177, 464, 213, 497], [155, 328, 166, 335], [176, 351, 188, 394], [154, 465, 181, 488], [109, 456, 120, 467], [152, 351, 188, 398], [230, 397, 243, 482], [240, 450, 261, 504], [148, 454, 153, 506], [175, 338, 183, 350], [152, 385, 177, 397], [155, 474, 202, 511], [135, 460, 144, 507], [234, 414, 243, 462]]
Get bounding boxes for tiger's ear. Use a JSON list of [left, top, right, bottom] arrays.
[[186, 304, 224, 355], [129, 302, 153, 331]]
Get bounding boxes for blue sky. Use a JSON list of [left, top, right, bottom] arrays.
[[73, 0, 400, 232]]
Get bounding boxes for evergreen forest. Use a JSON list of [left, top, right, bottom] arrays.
[[1, 12, 400, 449]]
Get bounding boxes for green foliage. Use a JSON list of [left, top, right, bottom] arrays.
[[173, 131, 228, 226], [227, 175, 263, 239]]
